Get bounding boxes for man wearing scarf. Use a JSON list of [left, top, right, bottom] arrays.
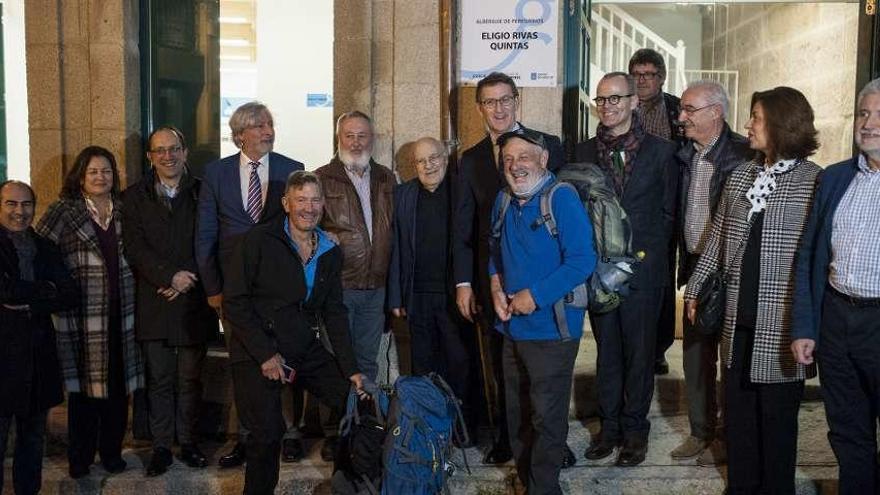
[[575, 72, 679, 467], [488, 128, 596, 494]]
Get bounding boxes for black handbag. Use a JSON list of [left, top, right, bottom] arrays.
[[694, 270, 726, 335]]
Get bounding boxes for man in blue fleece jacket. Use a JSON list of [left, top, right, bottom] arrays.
[[488, 128, 596, 495]]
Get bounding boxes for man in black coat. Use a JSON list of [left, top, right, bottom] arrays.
[[388, 137, 475, 442], [122, 127, 218, 476], [223, 170, 364, 495], [0, 180, 78, 494], [669, 81, 751, 465], [453, 71, 571, 465], [578, 72, 678, 467]]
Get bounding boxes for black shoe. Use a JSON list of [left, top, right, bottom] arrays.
[[482, 441, 513, 464], [145, 448, 173, 477], [584, 440, 618, 461], [179, 444, 209, 468], [218, 442, 246, 468], [321, 436, 339, 462], [616, 438, 648, 467], [654, 358, 670, 375], [69, 464, 90, 479], [282, 438, 305, 463], [561, 444, 576, 469], [102, 457, 127, 474]]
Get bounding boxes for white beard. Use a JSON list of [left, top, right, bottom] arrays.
[[339, 150, 371, 172]]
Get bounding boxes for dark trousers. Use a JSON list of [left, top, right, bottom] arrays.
[[682, 304, 721, 440], [725, 328, 803, 495], [408, 292, 474, 429], [817, 288, 880, 495], [142, 340, 205, 449], [503, 336, 579, 495], [591, 288, 663, 441], [0, 410, 48, 495], [67, 392, 129, 470], [232, 341, 349, 495], [655, 245, 678, 361]]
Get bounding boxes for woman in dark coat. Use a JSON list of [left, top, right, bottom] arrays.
[[0, 180, 78, 494], [35, 146, 145, 478], [685, 87, 822, 495]]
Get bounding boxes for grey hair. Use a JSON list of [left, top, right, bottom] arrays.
[[685, 79, 730, 118], [858, 78, 880, 107], [229, 102, 273, 148], [601, 72, 636, 96], [335, 110, 374, 136], [285, 170, 323, 197]]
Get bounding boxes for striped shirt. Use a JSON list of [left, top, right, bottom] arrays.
[[684, 135, 719, 254], [829, 154, 880, 298], [344, 164, 373, 241]]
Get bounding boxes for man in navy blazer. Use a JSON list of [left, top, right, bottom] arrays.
[[792, 78, 880, 495], [388, 137, 476, 441], [195, 101, 303, 468]]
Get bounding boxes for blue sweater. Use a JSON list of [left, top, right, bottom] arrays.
[[488, 176, 597, 340]]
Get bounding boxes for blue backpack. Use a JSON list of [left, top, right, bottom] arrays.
[[334, 374, 469, 495]]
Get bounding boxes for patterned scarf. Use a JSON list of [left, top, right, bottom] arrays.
[[84, 195, 114, 231], [745, 158, 798, 221], [596, 113, 647, 197]]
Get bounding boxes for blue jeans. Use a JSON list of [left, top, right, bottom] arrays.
[[343, 288, 386, 381], [0, 410, 48, 495]]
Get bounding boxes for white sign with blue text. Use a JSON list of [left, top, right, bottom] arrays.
[[460, 0, 558, 87]]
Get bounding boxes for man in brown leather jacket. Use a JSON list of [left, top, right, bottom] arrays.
[[316, 111, 395, 383]]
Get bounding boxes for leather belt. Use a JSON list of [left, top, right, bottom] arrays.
[[828, 284, 880, 308]]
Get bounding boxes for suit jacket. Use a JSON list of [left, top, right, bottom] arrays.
[[0, 228, 78, 416], [195, 151, 303, 297], [35, 197, 144, 398], [122, 169, 217, 345], [452, 128, 564, 309], [574, 134, 679, 289], [222, 218, 358, 377], [792, 157, 860, 345], [387, 175, 457, 314], [685, 160, 821, 383]]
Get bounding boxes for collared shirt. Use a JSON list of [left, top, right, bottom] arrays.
[[239, 152, 270, 210], [155, 178, 179, 211], [684, 135, 720, 254], [282, 221, 335, 300], [637, 93, 672, 140], [829, 154, 880, 298], [344, 163, 373, 241]]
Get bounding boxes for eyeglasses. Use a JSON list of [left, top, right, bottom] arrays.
[[479, 95, 517, 109], [681, 104, 716, 115], [632, 71, 660, 81], [149, 146, 182, 155], [592, 94, 633, 106], [415, 153, 444, 167]]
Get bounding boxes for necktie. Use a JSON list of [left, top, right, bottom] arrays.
[[246, 161, 262, 223], [612, 150, 624, 177]]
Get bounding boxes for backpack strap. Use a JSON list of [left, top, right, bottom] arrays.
[[490, 190, 513, 241], [537, 182, 579, 342]]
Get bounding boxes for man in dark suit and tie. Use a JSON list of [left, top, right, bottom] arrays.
[[195, 101, 303, 468], [578, 72, 678, 467], [452, 71, 570, 465]]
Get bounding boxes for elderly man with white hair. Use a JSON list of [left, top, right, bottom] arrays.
[[792, 77, 880, 495], [669, 80, 752, 465]]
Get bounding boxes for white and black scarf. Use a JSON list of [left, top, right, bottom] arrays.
[[745, 158, 798, 221]]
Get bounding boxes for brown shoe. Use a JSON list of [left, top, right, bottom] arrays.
[[697, 438, 727, 466], [670, 435, 708, 459]]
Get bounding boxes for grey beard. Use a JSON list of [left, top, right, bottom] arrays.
[[339, 151, 371, 172]]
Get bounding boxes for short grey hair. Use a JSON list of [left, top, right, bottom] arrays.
[[285, 170, 323, 197], [601, 72, 636, 96], [229, 102, 273, 148], [335, 110, 373, 136], [685, 79, 730, 119], [858, 78, 880, 107]]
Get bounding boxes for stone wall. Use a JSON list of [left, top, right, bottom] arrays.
[[25, 0, 142, 218], [701, 3, 859, 167]]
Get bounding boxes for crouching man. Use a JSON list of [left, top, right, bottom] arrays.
[[223, 171, 365, 494], [489, 129, 596, 494]]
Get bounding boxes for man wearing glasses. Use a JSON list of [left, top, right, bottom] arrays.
[[453, 71, 571, 465], [669, 81, 750, 466], [577, 72, 678, 467], [388, 137, 476, 442], [629, 48, 686, 379]]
